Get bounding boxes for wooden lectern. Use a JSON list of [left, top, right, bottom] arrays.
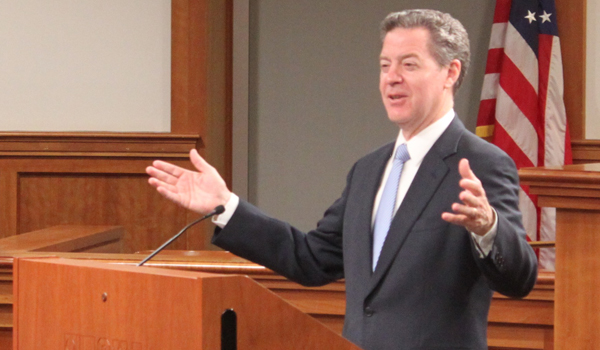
[[12, 257, 362, 349]]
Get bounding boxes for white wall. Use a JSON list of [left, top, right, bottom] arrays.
[[0, 0, 171, 132]]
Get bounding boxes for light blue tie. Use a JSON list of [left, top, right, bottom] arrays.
[[372, 143, 410, 271]]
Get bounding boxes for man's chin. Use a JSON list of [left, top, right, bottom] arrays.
[[386, 114, 412, 126]]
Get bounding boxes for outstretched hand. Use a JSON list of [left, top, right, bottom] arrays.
[[146, 149, 231, 215], [441, 159, 495, 236]]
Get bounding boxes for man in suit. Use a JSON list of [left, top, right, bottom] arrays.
[[146, 9, 538, 350]]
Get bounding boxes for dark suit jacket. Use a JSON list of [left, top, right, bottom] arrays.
[[213, 117, 538, 350]]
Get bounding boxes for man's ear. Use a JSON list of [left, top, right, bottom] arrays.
[[445, 59, 461, 89]]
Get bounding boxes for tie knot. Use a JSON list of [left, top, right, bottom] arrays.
[[394, 143, 410, 163]]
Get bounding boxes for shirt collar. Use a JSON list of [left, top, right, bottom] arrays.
[[393, 109, 455, 166]]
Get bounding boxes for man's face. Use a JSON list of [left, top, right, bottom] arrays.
[[379, 27, 459, 139]]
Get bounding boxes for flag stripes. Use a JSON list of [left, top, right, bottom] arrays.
[[476, 0, 572, 270]]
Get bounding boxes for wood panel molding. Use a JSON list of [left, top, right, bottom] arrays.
[[0, 132, 200, 158], [520, 162, 600, 185], [572, 139, 600, 163], [520, 163, 600, 209]]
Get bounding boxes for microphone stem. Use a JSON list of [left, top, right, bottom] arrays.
[[137, 206, 223, 267]]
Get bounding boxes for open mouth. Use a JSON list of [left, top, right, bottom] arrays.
[[388, 94, 406, 101]]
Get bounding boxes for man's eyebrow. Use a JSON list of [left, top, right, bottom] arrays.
[[379, 53, 420, 61], [401, 53, 419, 60]]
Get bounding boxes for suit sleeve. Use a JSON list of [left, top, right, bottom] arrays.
[[471, 150, 538, 298], [211, 164, 358, 287]]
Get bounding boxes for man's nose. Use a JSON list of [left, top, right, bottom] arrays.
[[386, 66, 403, 84]]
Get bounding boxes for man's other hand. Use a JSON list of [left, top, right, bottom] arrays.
[[441, 158, 495, 236], [146, 149, 231, 215]]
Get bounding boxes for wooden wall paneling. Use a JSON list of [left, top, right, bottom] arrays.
[[203, 0, 233, 180], [0, 329, 11, 350], [0, 171, 18, 239], [555, 209, 600, 349], [13, 161, 187, 254], [555, 0, 586, 141], [0, 0, 234, 252], [169, 0, 233, 251], [184, 213, 216, 252], [0, 261, 13, 348], [0, 139, 210, 253], [487, 324, 553, 350], [0, 133, 204, 252], [171, 0, 208, 136], [194, 0, 234, 251], [571, 140, 600, 164], [170, 0, 233, 251], [170, 0, 232, 180]]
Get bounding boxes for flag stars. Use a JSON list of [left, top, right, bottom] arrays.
[[525, 10, 537, 23], [539, 11, 552, 23]]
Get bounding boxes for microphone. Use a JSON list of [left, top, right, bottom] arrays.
[[137, 205, 225, 267]]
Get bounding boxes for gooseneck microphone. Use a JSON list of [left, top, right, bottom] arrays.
[[137, 205, 225, 266]]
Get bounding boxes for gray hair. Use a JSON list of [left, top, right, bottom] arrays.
[[380, 9, 471, 92]]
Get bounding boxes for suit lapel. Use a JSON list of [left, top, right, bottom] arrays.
[[367, 117, 465, 294]]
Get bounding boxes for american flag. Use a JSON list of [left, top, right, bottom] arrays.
[[476, 0, 572, 270]]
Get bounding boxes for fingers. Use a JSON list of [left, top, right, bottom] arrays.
[[450, 202, 479, 218], [149, 159, 184, 177], [147, 165, 176, 185], [148, 176, 178, 193], [441, 204, 491, 234], [457, 187, 483, 208], [190, 149, 211, 173], [442, 158, 494, 235], [146, 149, 230, 214], [458, 158, 476, 180], [441, 211, 469, 227], [146, 149, 203, 185], [147, 149, 206, 180], [441, 208, 493, 234], [442, 201, 478, 223]]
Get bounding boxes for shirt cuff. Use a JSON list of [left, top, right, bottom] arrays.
[[212, 193, 240, 228], [470, 208, 498, 258]]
